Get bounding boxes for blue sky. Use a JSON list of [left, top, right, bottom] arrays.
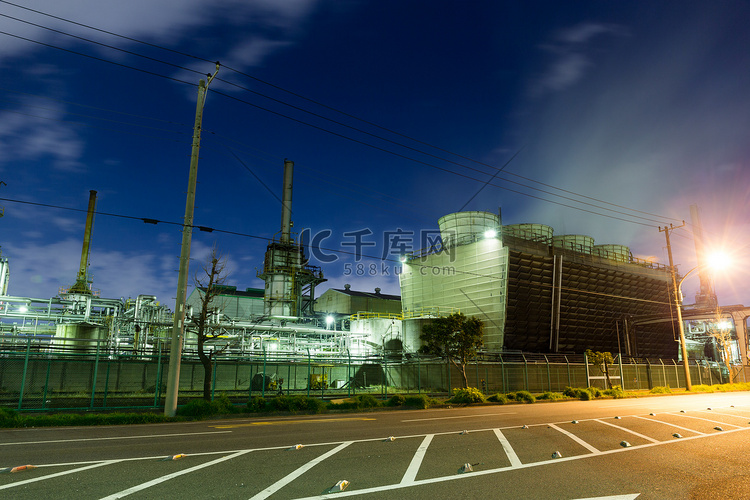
[[0, 0, 748, 308]]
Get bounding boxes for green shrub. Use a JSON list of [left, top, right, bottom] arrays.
[[268, 395, 326, 413], [505, 392, 517, 400], [514, 390, 536, 404], [578, 388, 593, 400], [448, 387, 486, 404], [650, 386, 672, 394], [247, 396, 267, 412], [603, 386, 624, 399], [588, 387, 603, 398], [176, 394, 239, 418], [562, 386, 578, 398], [328, 394, 382, 411], [0, 408, 19, 428], [691, 384, 715, 393], [403, 395, 434, 409], [536, 391, 564, 401], [487, 393, 508, 404], [387, 394, 406, 407]]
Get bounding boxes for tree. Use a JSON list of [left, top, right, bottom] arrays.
[[708, 307, 733, 378], [192, 247, 230, 401], [586, 349, 614, 389], [419, 312, 483, 388]]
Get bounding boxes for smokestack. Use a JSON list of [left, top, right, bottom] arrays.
[[68, 190, 97, 295], [280, 159, 294, 244], [690, 204, 717, 308]]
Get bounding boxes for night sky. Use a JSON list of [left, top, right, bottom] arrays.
[[1, 0, 748, 309]]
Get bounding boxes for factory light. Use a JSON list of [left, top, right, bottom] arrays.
[[399, 255, 408, 263], [19, 305, 28, 313], [326, 315, 334, 325], [484, 229, 497, 239]]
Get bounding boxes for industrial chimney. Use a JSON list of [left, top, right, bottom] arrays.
[[67, 190, 97, 295]]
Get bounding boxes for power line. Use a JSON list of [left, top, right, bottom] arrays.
[[0, 195, 672, 307], [0, 10, 683, 227]]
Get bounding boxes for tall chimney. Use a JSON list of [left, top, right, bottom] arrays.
[[68, 190, 97, 294], [690, 204, 717, 308], [280, 159, 294, 244]]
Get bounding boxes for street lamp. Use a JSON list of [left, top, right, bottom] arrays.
[[673, 256, 729, 391]]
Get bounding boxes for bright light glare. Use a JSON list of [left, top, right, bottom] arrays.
[[399, 255, 408, 263], [19, 305, 28, 313], [325, 315, 334, 325], [484, 229, 497, 239], [707, 251, 730, 270], [718, 321, 733, 330]]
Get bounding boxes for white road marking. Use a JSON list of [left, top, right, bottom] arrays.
[[548, 423, 600, 453], [401, 434, 433, 484], [249, 442, 352, 500], [0, 431, 232, 447], [493, 429, 522, 467], [593, 419, 660, 443], [401, 412, 515, 422], [673, 413, 742, 428], [632, 415, 705, 435], [0, 460, 117, 491], [572, 495, 640, 499], [100, 450, 252, 500]]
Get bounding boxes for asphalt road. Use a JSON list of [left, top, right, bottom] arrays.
[[2, 392, 750, 499]]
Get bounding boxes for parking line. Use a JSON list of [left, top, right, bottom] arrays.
[[249, 442, 352, 500], [633, 415, 705, 435], [594, 419, 659, 443], [0, 461, 118, 491], [401, 412, 515, 422], [0, 431, 233, 447], [100, 450, 251, 500], [674, 413, 742, 428], [548, 423, 599, 453], [493, 429, 522, 467], [401, 434, 433, 484]]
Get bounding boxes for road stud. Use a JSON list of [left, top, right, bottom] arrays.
[[522, 425, 529, 429], [649, 413, 656, 416], [460, 430, 469, 435], [551, 451, 563, 458], [620, 441, 631, 448], [162, 454, 187, 461], [323, 480, 350, 493], [614, 416, 621, 420], [287, 444, 304, 451], [384, 436, 395, 442], [571, 420, 579, 424], [672, 433, 682, 438], [714, 426, 724, 431], [1, 465, 37, 473], [457, 463, 473, 473]]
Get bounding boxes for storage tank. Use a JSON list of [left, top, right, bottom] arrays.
[[552, 234, 594, 254], [438, 211, 499, 247], [503, 223, 554, 243], [593, 244, 631, 263]]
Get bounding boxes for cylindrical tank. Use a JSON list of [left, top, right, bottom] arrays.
[[503, 223, 554, 243], [402, 317, 435, 353], [54, 323, 107, 350], [438, 211, 499, 245], [350, 317, 402, 350], [593, 244, 631, 263], [552, 234, 594, 254]]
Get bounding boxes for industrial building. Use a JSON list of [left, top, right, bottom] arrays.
[[399, 210, 749, 361], [1, 163, 748, 367]]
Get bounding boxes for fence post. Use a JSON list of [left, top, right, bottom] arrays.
[[154, 340, 164, 407], [262, 347, 266, 399], [708, 363, 713, 385], [659, 359, 666, 387], [500, 355, 506, 393], [618, 354, 625, 390], [523, 355, 529, 391], [103, 357, 112, 408], [584, 351, 590, 388], [42, 358, 52, 410], [18, 336, 32, 411], [89, 340, 102, 409], [565, 356, 571, 388], [417, 355, 421, 394], [475, 358, 480, 391], [447, 360, 451, 394], [544, 355, 551, 392], [307, 348, 311, 398], [347, 351, 351, 398], [384, 355, 387, 400], [211, 360, 218, 400]]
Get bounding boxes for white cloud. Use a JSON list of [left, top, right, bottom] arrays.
[[0, 98, 84, 170], [530, 22, 625, 96]]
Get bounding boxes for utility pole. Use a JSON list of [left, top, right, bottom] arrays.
[[164, 63, 220, 417], [660, 222, 692, 391]]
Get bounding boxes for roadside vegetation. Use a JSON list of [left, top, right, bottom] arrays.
[[3, 382, 750, 428]]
